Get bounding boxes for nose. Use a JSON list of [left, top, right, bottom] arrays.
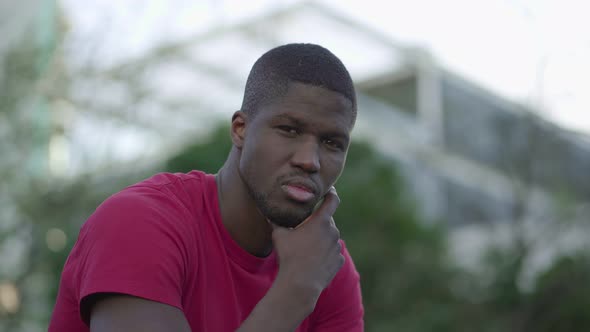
[[290, 138, 320, 173]]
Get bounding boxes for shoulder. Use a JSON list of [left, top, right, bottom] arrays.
[[83, 170, 213, 235], [125, 170, 211, 204], [59, 171, 216, 326], [131, 170, 209, 189], [71, 173, 214, 315], [74, 171, 217, 266]]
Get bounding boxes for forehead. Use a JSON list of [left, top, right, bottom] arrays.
[[256, 82, 354, 130]]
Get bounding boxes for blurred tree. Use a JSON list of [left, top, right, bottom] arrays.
[[474, 110, 590, 332], [331, 141, 462, 332], [524, 253, 590, 330], [0, 30, 58, 332], [166, 124, 232, 174]]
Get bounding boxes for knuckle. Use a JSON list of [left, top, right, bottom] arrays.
[[334, 194, 341, 206], [326, 190, 340, 207], [321, 216, 333, 230], [338, 254, 345, 268], [330, 226, 341, 241], [331, 195, 341, 209], [331, 230, 340, 242]]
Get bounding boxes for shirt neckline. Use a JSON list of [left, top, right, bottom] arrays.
[[205, 173, 277, 274]]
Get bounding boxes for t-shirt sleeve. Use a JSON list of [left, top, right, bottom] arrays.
[[73, 186, 194, 323], [308, 240, 364, 331]]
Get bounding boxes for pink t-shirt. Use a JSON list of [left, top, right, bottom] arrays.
[[49, 171, 364, 331]]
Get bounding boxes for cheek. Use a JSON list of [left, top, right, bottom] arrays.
[[238, 137, 262, 180], [239, 134, 284, 179], [321, 154, 347, 183]]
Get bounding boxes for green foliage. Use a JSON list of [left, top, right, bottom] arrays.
[[525, 254, 590, 330], [166, 126, 232, 174], [334, 141, 460, 331], [0, 28, 63, 330]]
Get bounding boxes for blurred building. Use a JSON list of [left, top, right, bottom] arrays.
[[358, 57, 590, 226], [0, 0, 64, 177]]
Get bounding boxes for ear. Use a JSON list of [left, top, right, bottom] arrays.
[[231, 111, 247, 149]]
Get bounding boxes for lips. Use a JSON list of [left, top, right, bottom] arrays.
[[281, 180, 317, 203]]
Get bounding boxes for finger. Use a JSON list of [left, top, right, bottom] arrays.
[[315, 186, 340, 218], [329, 216, 336, 228], [293, 187, 339, 230]]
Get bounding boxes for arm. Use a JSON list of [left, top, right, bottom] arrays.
[[90, 295, 191, 332]]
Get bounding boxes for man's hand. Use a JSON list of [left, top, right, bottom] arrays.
[[238, 187, 344, 332], [271, 186, 344, 305]]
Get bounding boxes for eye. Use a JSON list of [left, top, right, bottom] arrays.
[[323, 138, 344, 151], [277, 125, 299, 136]]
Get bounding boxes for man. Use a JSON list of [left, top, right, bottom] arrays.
[[49, 43, 364, 331]]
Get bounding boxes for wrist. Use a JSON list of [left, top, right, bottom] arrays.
[[269, 274, 319, 319]]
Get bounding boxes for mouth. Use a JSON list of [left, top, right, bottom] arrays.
[[281, 180, 317, 203]]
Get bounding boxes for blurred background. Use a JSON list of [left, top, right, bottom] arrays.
[[1, 0, 590, 331]]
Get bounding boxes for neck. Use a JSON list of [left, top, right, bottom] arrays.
[[216, 148, 273, 257]]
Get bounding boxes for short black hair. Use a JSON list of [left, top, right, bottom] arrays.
[[240, 43, 357, 124]]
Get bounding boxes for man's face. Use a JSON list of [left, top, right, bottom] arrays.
[[237, 82, 354, 228]]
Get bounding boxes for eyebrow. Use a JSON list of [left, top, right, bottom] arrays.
[[274, 114, 307, 128]]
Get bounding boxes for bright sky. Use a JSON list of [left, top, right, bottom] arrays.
[[61, 0, 590, 134]]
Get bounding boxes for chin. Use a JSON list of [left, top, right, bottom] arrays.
[[265, 205, 312, 229], [249, 187, 314, 228]]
